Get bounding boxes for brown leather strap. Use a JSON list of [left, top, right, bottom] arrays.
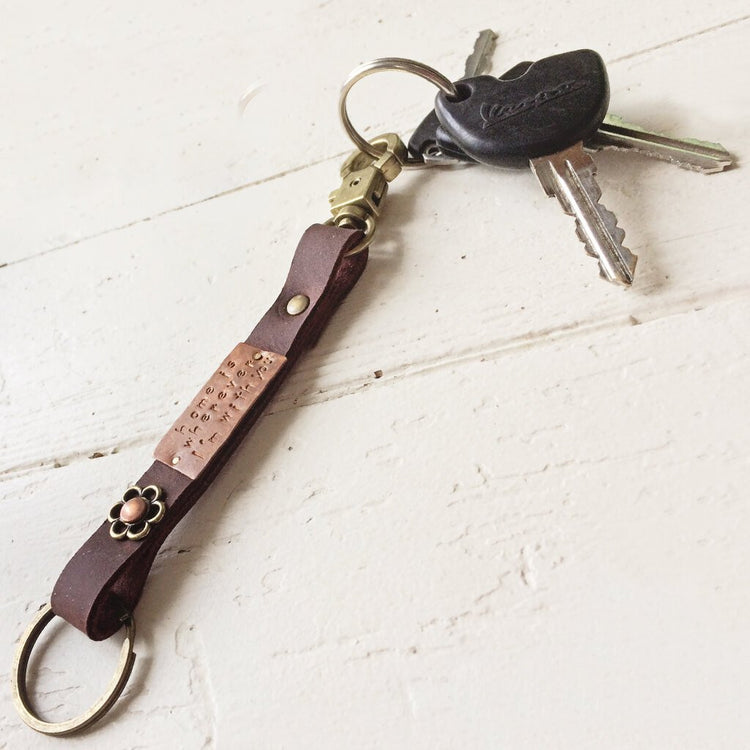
[[51, 224, 367, 640]]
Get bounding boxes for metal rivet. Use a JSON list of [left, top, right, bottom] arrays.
[[171, 456, 180, 465], [286, 294, 310, 316], [253, 352, 262, 361]]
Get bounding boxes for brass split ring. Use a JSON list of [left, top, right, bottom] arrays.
[[12, 603, 136, 736]]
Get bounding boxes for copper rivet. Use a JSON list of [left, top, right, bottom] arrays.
[[120, 496, 147, 523], [171, 456, 180, 465], [253, 352, 262, 360], [286, 294, 310, 316]]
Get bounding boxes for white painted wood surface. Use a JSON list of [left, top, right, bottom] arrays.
[[2, 2, 748, 747]]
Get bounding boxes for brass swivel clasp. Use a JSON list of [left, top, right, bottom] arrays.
[[327, 133, 407, 255]]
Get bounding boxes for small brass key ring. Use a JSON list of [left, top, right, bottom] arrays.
[[338, 57, 459, 168], [12, 604, 136, 736]]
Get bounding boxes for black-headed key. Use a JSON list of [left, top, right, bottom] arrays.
[[412, 59, 532, 164], [435, 49, 638, 286], [413, 97, 734, 174], [410, 57, 734, 172], [409, 29, 497, 162]]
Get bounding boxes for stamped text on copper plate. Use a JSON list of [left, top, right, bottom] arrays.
[[154, 342, 286, 479]]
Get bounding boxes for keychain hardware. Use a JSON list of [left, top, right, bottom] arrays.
[[328, 56, 474, 255], [327, 132, 407, 255], [12, 108, 406, 724]]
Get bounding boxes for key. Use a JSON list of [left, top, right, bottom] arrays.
[[464, 28, 499, 77], [531, 143, 634, 284], [410, 58, 528, 164], [427, 110, 734, 172], [589, 113, 733, 174], [408, 29, 497, 162], [410, 61, 734, 174], [434, 49, 638, 286]]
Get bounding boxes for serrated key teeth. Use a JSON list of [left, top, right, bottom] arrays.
[[532, 142, 639, 286], [576, 227, 597, 257], [594, 115, 735, 174]]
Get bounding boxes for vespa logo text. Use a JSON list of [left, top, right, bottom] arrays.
[[479, 79, 589, 130]]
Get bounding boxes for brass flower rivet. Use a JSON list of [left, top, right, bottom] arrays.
[[108, 485, 165, 541]]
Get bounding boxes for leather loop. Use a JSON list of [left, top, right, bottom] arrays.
[[247, 223, 367, 357], [51, 224, 367, 640]]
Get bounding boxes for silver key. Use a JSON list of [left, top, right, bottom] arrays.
[[531, 141, 637, 286], [418, 30, 498, 164], [463, 29, 498, 78], [588, 114, 734, 174]]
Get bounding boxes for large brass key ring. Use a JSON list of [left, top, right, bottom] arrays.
[[339, 57, 459, 168], [12, 604, 136, 736]]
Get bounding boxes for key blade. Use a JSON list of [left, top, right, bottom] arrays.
[[589, 114, 734, 174], [531, 143, 637, 286], [463, 29, 498, 78]]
